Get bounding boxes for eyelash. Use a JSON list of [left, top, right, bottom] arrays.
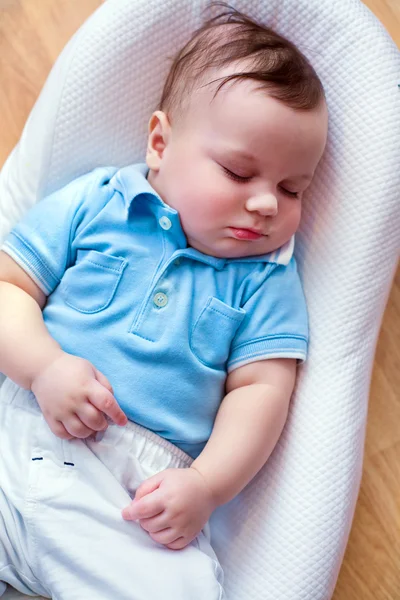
[[222, 166, 251, 183], [222, 166, 299, 198], [281, 189, 299, 199]]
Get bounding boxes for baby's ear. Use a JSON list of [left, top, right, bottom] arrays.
[[146, 111, 171, 171]]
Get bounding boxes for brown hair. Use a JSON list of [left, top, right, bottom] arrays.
[[159, 2, 325, 120]]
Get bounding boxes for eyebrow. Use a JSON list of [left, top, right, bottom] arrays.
[[225, 149, 256, 162]]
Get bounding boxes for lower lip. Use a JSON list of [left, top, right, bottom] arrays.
[[230, 228, 263, 241]]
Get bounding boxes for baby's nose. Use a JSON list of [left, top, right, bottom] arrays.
[[246, 193, 278, 216]]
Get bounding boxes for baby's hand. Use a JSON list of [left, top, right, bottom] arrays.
[[31, 351, 127, 439], [122, 467, 216, 550]]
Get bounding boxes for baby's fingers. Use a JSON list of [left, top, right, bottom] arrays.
[[47, 419, 74, 440], [77, 402, 108, 432], [88, 380, 127, 426], [93, 367, 114, 394], [62, 415, 94, 439], [122, 489, 165, 521]]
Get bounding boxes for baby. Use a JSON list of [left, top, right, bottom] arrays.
[[0, 5, 328, 599]]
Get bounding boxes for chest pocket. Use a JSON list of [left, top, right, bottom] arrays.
[[60, 250, 127, 314], [190, 297, 245, 369]]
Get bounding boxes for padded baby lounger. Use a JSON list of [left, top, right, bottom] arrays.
[[0, 1, 399, 598]]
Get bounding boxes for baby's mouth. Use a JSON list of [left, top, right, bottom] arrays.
[[229, 227, 265, 241]]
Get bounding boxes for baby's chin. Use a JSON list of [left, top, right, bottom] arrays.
[[188, 237, 283, 259]]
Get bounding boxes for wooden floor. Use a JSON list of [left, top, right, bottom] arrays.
[[0, 1, 399, 598]]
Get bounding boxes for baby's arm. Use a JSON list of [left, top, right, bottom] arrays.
[[0, 251, 127, 438], [192, 357, 296, 504], [123, 357, 295, 549], [0, 251, 59, 386]]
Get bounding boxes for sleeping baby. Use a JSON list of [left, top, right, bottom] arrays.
[[0, 3, 328, 598]]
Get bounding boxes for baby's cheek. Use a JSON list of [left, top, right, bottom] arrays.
[[288, 205, 302, 232]]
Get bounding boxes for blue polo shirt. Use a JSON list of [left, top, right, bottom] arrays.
[[2, 164, 308, 457]]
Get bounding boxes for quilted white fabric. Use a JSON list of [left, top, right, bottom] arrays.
[[0, 0, 399, 599]]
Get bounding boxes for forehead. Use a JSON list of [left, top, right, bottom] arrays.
[[185, 75, 328, 161]]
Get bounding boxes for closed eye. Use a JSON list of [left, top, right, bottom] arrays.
[[221, 166, 252, 183], [280, 187, 299, 198]]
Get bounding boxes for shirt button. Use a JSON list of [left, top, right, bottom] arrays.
[[159, 216, 172, 230], [153, 292, 168, 308], [174, 258, 181, 266]]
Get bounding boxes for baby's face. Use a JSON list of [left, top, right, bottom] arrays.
[[147, 71, 328, 258]]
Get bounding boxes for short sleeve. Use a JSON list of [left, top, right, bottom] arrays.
[[228, 257, 309, 372], [1, 167, 117, 295]]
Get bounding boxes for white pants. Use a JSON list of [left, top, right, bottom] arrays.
[[0, 378, 224, 599]]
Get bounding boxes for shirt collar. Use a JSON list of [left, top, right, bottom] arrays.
[[110, 163, 174, 217], [110, 163, 294, 266]]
